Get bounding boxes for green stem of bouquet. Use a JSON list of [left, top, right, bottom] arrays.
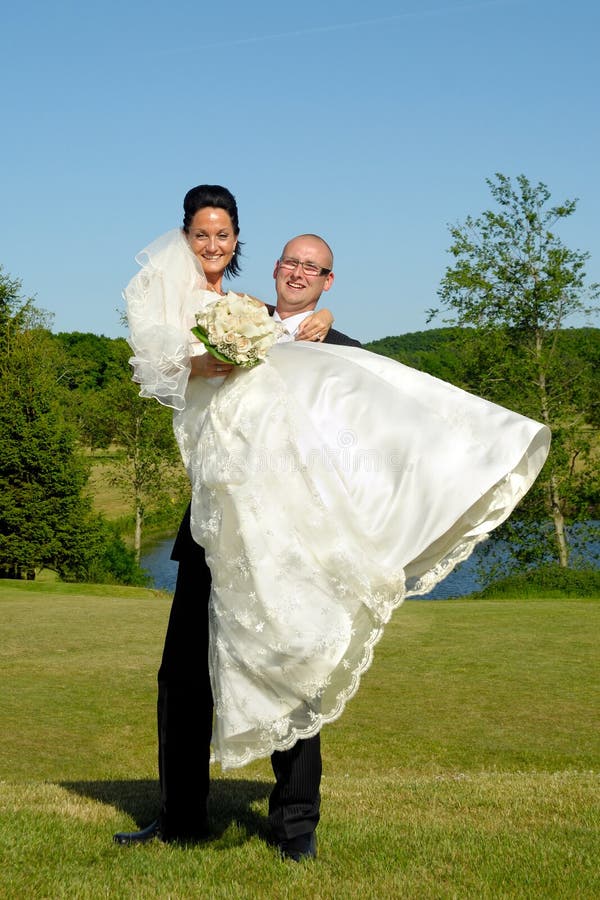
[[191, 326, 237, 365]]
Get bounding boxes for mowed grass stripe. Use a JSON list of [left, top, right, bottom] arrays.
[[0, 582, 598, 898]]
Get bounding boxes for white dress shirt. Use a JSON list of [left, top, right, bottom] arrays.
[[273, 310, 313, 343]]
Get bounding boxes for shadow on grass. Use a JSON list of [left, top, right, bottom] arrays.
[[60, 778, 272, 844]]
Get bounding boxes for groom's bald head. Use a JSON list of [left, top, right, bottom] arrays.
[[273, 234, 335, 318]]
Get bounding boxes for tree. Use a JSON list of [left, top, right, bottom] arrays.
[[93, 341, 185, 563], [431, 174, 600, 569], [55, 334, 134, 451], [366, 327, 467, 384], [0, 268, 146, 583], [52, 333, 187, 563], [0, 270, 93, 577]]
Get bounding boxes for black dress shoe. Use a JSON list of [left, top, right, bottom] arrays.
[[278, 831, 317, 862], [113, 819, 163, 845]]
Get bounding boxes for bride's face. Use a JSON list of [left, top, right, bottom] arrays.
[[186, 207, 238, 279]]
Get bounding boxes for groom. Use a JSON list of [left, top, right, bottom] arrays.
[[114, 234, 361, 861]]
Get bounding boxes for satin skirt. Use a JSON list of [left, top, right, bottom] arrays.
[[179, 342, 550, 769]]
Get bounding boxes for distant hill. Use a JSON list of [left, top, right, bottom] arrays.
[[365, 327, 467, 383], [365, 325, 600, 388]]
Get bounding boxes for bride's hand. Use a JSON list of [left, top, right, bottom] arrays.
[[191, 353, 234, 378], [295, 308, 334, 342]]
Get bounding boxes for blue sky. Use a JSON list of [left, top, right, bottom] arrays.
[[2, 0, 599, 343]]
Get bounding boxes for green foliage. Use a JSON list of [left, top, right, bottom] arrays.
[[143, 496, 190, 535], [434, 172, 599, 329], [84, 520, 150, 586], [0, 281, 91, 578], [0, 265, 53, 346], [430, 173, 600, 570], [54, 331, 130, 391], [52, 329, 185, 558], [474, 518, 599, 588], [475, 564, 600, 598], [54, 334, 136, 450], [365, 327, 467, 383], [0, 268, 147, 585], [99, 374, 183, 560]]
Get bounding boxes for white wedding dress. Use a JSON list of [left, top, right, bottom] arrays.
[[125, 229, 551, 769]]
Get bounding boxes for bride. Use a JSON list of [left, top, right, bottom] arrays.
[[125, 199, 551, 771]]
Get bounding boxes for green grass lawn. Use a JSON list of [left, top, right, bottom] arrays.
[[0, 581, 598, 898]]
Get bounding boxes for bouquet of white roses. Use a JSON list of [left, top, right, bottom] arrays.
[[192, 292, 281, 368]]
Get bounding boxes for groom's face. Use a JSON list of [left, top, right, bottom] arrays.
[[273, 236, 334, 316]]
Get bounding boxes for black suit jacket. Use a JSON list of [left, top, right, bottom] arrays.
[[322, 327, 361, 348], [172, 320, 361, 561]]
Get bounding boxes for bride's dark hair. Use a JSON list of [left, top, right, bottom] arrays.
[[183, 184, 243, 279]]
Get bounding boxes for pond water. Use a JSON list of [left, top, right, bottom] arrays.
[[142, 538, 179, 593]]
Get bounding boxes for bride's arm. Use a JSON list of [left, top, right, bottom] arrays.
[[296, 308, 334, 342], [191, 352, 234, 378]]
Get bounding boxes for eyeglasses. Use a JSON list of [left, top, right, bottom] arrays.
[[277, 257, 332, 277]]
